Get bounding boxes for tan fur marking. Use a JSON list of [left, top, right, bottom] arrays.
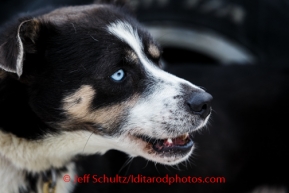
[[127, 50, 138, 63], [63, 85, 139, 130], [148, 44, 160, 59], [63, 85, 95, 119]]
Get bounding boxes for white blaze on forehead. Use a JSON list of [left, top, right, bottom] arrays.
[[107, 20, 200, 90]]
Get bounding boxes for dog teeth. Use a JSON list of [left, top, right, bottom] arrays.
[[163, 138, 174, 147], [167, 138, 173, 144], [177, 133, 189, 140], [183, 133, 189, 140], [163, 134, 189, 145]]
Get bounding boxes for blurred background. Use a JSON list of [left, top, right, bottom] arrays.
[[1, 0, 288, 193]]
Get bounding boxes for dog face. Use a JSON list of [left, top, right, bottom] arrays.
[[0, 3, 212, 171]]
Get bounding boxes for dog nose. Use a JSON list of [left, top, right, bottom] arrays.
[[187, 92, 213, 118]]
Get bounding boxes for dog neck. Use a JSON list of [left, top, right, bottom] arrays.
[[0, 75, 77, 193], [0, 155, 28, 193], [0, 75, 72, 171], [0, 154, 76, 193]]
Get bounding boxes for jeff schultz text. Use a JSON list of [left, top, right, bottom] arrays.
[[69, 174, 226, 185]]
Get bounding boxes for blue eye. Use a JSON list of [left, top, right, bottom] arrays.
[[110, 69, 125, 82]]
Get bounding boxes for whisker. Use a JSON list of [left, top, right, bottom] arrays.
[[90, 35, 98, 42], [142, 160, 149, 169], [154, 162, 161, 174], [71, 23, 77, 33], [118, 157, 134, 174], [82, 131, 94, 152]]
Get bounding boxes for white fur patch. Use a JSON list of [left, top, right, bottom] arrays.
[[0, 129, 131, 192], [0, 154, 76, 193], [0, 156, 27, 193], [0, 130, 116, 172], [54, 163, 76, 193]]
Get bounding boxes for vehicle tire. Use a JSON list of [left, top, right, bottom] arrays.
[[129, 0, 289, 65]]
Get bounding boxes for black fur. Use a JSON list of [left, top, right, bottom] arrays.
[[1, 2, 205, 193], [0, 3, 161, 139]]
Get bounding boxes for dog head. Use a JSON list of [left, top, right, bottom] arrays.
[[0, 2, 212, 171]]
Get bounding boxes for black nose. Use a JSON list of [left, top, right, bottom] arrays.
[[187, 92, 213, 118]]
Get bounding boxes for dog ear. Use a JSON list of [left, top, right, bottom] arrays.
[[0, 19, 40, 77]]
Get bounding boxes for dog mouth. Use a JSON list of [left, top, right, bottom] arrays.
[[136, 133, 193, 154]]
